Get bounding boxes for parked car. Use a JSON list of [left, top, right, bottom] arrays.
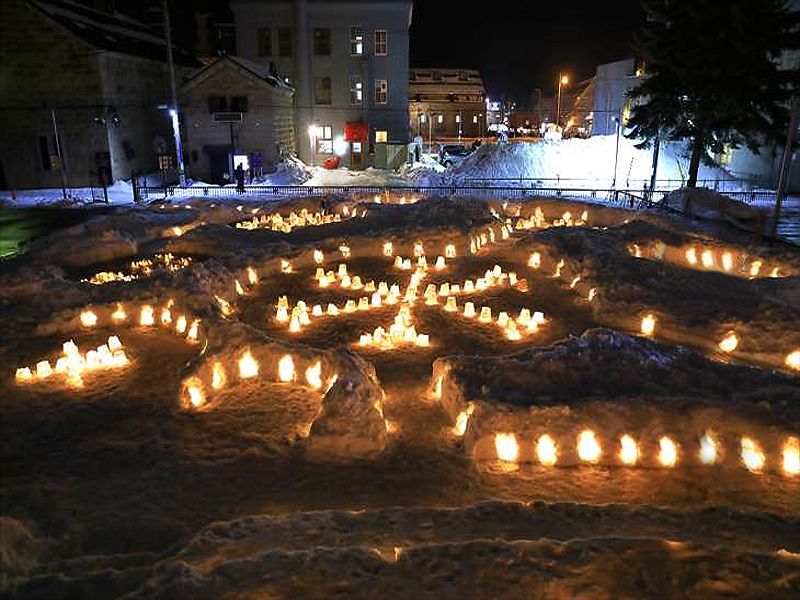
[[438, 144, 472, 168]]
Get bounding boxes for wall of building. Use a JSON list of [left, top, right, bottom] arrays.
[[181, 61, 294, 183], [231, 0, 412, 167], [409, 68, 485, 142], [592, 58, 638, 136]]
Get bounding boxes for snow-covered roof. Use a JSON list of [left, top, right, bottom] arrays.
[[29, 0, 198, 66], [182, 55, 294, 93]]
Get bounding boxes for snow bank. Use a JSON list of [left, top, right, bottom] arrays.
[[413, 136, 748, 191], [0, 180, 134, 207]]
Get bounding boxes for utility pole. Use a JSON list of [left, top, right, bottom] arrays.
[[773, 95, 799, 238], [649, 133, 661, 202], [162, 0, 186, 186], [612, 108, 622, 189], [51, 109, 68, 200]]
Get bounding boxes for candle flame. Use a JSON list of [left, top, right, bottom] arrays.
[[278, 354, 295, 382], [658, 436, 678, 467], [495, 433, 519, 462], [577, 430, 602, 463], [619, 434, 639, 465], [80, 310, 98, 327], [783, 437, 799, 475], [718, 332, 738, 353], [699, 431, 718, 465], [741, 436, 765, 472], [238, 350, 259, 379], [640, 314, 656, 336], [537, 434, 558, 466]]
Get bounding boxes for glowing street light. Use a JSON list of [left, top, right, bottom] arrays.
[[556, 72, 569, 129]]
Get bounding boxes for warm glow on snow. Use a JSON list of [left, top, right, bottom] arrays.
[[305, 360, 322, 389], [741, 437, 765, 472], [140, 305, 155, 326], [212, 362, 226, 390], [640, 314, 656, 336], [80, 310, 97, 327], [238, 350, 259, 379], [619, 434, 639, 465], [278, 354, 295, 382], [452, 403, 474, 436], [699, 431, 719, 465], [786, 350, 800, 371], [718, 332, 738, 353], [536, 434, 558, 466], [577, 430, 601, 463], [658, 436, 678, 467], [495, 433, 519, 462], [783, 437, 800, 475]]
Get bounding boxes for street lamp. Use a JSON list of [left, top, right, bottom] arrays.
[[556, 72, 569, 129]]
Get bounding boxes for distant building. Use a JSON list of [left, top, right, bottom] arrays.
[[592, 58, 643, 136], [194, 10, 237, 58], [230, 0, 413, 169], [408, 68, 486, 143], [180, 56, 294, 184], [0, 0, 197, 191]]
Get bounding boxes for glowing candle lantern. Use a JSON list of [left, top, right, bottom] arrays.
[[509, 272, 517, 286], [185, 379, 205, 408], [359, 333, 372, 346], [495, 433, 519, 462], [389, 284, 400, 297], [247, 267, 258, 285], [212, 362, 226, 390], [358, 297, 370, 311], [476, 278, 487, 291], [352, 276, 363, 290], [640, 314, 656, 336], [371, 292, 382, 307], [685, 247, 698, 265], [281, 259, 292, 273], [416, 334, 430, 347], [453, 403, 475, 436], [327, 304, 340, 316], [289, 314, 302, 332], [278, 296, 289, 309], [238, 350, 259, 379], [718, 332, 738, 353], [501, 226, 509, 240], [418, 256, 428, 269], [235, 279, 245, 296], [528, 252, 541, 269], [701, 249, 714, 269], [741, 437, 765, 472], [464, 302, 476, 318], [587, 288, 597, 302], [35, 359, 54, 379], [497, 312, 509, 327], [783, 437, 800, 475], [479, 306, 492, 323], [340, 274, 351, 288], [365, 281, 376, 292], [140, 305, 155, 327], [112, 304, 127, 322], [176, 315, 187, 334], [492, 265, 502, 279], [581, 210, 588, 222], [402, 258, 412, 270], [570, 276, 581, 289], [658, 436, 678, 467], [699, 431, 719, 465], [553, 259, 564, 278], [276, 306, 289, 322], [439, 283, 450, 297], [383, 242, 394, 257], [506, 321, 521, 340], [326, 272, 336, 284], [337, 263, 348, 278], [394, 256, 404, 269], [314, 249, 324, 264], [172, 226, 183, 237], [413, 242, 424, 257], [721, 252, 733, 272], [312, 304, 323, 317], [771, 267, 781, 278], [749, 260, 762, 277], [444, 296, 457, 312], [577, 430, 602, 463], [619, 434, 639, 465], [425, 293, 438, 306], [537, 434, 558, 466], [161, 308, 172, 326], [107, 336, 122, 353], [532, 311, 545, 325], [445, 244, 456, 258], [451, 284, 460, 294], [216, 296, 233, 316], [80, 310, 98, 327], [305, 361, 322, 389], [517, 308, 531, 326], [377, 282, 389, 297], [470, 239, 477, 254], [435, 256, 446, 270], [342, 300, 356, 313], [786, 350, 800, 371], [15, 367, 33, 382], [464, 280, 475, 293]]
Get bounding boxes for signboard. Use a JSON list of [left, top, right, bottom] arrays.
[[233, 154, 249, 171], [344, 122, 368, 142], [158, 155, 172, 170]]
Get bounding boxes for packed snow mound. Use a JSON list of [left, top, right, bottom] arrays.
[[662, 187, 769, 221], [413, 136, 746, 190]]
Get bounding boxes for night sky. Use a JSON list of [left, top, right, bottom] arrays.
[[116, 0, 647, 103]]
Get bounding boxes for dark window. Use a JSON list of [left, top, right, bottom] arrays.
[[433, 70, 442, 81], [278, 28, 292, 56], [375, 29, 387, 55], [458, 71, 468, 81], [257, 27, 271, 57], [313, 28, 330, 56], [39, 135, 50, 170], [314, 77, 332, 105], [208, 95, 227, 113], [374, 78, 387, 104], [230, 95, 249, 112]]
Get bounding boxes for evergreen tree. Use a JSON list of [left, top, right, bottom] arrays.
[[626, 0, 800, 187]]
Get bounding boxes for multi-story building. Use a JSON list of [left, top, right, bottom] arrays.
[[231, 0, 413, 169], [180, 56, 294, 184], [0, 0, 197, 191], [408, 68, 486, 143]]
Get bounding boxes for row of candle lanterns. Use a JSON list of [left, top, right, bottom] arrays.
[[79, 302, 201, 344], [485, 429, 799, 475], [84, 253, 192, 286], [16, 335, 128, 387], [628, 242, 786, 279], [235, 208, 346, 232]]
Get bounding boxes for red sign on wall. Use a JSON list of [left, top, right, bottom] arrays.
[[344, 122, 368, 142]]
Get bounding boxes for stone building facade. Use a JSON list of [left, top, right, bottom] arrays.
[[180, 56, 295, 184], [231, 0, 413, 169], [0, 0, 197, 191], [409, 68, 486, 143]]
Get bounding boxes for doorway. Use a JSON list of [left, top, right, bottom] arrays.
[[206, 145, 231, 185], [350, 141, 363, 170]]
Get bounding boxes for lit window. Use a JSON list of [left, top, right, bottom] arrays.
[[350, 76, 363, 105], [455, 114, 461, 123], [350, 27, 364, 55], [472, 114, 478, 123], [375, 79, 388, 104], [318, 125, 333, 154], [375, 29, 387, 56], [437, 114, 443, 124], [375, 130, 388, 143], [420, 114, 426, 123]]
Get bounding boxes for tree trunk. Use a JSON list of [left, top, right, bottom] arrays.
[[687, 136, 704, 188]]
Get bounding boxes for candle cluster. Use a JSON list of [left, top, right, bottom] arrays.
[[16, 335, 129, 387], [84, 253, 192, 285], [358, 305, 430, 349], [488, 429, 799, 475], [235, 208, 345, 232]]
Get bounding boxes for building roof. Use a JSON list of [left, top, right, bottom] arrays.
[[28, 0, 199, 67], [182, 55, 294, 93]]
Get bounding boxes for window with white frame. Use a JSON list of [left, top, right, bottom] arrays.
[[374, 78, 388, 104], [375, 130, 387, 143], [350, 27, 364, 55], [318, 125, 333, 154], [375, 29, 387, 56], [350, 75, 363, 105]]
